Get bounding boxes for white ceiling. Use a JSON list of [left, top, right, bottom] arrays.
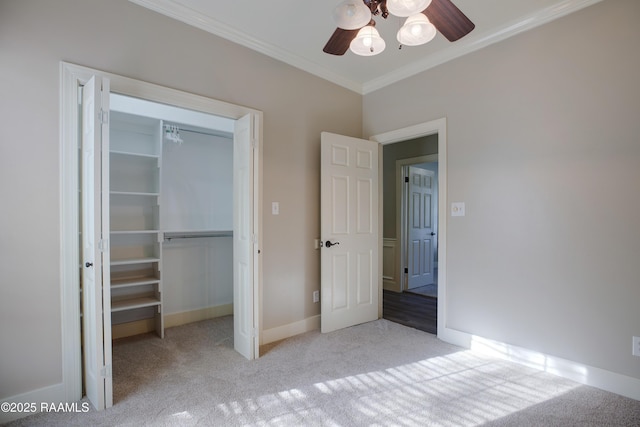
[[130, 0, 601, 94]]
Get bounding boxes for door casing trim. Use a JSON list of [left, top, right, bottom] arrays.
[[60, 62, 263, 401], [369, 118, 447, 337]]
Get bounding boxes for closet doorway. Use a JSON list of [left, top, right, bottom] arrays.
[[61, 63, 262, 411]]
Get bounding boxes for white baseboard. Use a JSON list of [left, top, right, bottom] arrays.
[[0, 383, 66, 424], [439, 326, 640, 401], [261, 315, 320, 345], [164, 303, 233, 329]]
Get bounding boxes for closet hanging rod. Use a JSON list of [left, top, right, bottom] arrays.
[[164, 231, 233, 241], [163, 124, 223, 138]]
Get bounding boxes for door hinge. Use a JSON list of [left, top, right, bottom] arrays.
[[251, 138, 256, 150], [100, 364, 112, 378], [99, 109, 109, 125], [98, 239, 109, 252], [404, 176, 409, 183], [251, 234, 258, 244], [404, 267, 408, 274]]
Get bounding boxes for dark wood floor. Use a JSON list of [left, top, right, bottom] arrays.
[[382, 290, 437, 334]]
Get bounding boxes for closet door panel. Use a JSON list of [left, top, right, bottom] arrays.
[[233, 114, 256, 360], [81, 75, 113, 411]]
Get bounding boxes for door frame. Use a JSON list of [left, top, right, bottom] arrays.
[[60, 62, 263, 402], [370, 118, 447, 337], [397, 155, 438, 292]]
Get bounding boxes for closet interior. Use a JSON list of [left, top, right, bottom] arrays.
[[107, 94, 235, 339]]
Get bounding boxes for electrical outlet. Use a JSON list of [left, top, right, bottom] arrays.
[[633, 336, 640, 357], [313, 290, 320, 303]]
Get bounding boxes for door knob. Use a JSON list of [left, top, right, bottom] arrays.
[[430, 232, 436, 236], [85, 262, 93, 268], [325, 240, 340, 248]]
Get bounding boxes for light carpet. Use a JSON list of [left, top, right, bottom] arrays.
[[8, 317, 640, 426]]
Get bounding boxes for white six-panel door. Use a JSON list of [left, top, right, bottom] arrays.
[[407, 166, 436, 289], [81, 76, 113, 410], [320, 132, 379, 333]]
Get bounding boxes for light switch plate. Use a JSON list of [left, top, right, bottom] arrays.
[[272, 202, 279, 215], [451, 202, 465, 217]]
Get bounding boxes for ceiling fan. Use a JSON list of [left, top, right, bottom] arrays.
[[324, 0, 475, 56]]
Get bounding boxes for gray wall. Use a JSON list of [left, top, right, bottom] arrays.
[[365, 0, 640, 380], [0, 0, 361, 399]]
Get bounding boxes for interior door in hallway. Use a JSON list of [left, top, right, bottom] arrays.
[[320, 132, 380, 333], [407, 166, 435, 289]]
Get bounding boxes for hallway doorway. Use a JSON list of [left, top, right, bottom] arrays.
[[383, 155, 439, 334], [371, 118, 447, 336]]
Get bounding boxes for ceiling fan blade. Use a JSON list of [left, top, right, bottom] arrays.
[[323, 27, 360, 56], [424, 0, 475, 42]]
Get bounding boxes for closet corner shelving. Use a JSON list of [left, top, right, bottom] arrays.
[[109, 111, 164, 338]]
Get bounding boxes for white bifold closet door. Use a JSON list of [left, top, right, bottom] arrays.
[[81, 75, 113, 410], [233, 114, 258, 360]]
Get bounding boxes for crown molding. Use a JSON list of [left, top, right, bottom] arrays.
[[362, 0, 603, 94], [130, 0, 602, 96], [128, 0, 364, 93]]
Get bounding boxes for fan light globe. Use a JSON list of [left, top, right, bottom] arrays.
[[350, 25, 386, 56], [332, 0, 372, 30], [397, 13, 437, 46], [386, 0, 432, 18]]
